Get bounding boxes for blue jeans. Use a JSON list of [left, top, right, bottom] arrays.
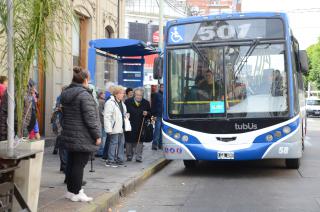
[[102, 135, 110, 160], [108, 133, 125, 163], [152, 117, 162, 149], [96, 129, 106, 156]]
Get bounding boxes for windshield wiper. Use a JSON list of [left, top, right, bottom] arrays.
[[234, 39, 260, 77]]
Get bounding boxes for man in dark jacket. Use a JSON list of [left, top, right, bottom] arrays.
[[125, 87, 151, 162], [59, 66, 101, 202], [151, 84, 163, 150]]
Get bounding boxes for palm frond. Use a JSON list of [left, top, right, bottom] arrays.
[[0, 0, 73, 137]]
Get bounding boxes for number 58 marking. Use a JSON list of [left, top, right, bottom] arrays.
[[279, 147, 289, 154]]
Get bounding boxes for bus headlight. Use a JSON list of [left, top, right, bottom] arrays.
[[274, 131, 282, 138], [266, 134, 273, 142], [167, 128, 173, 135], [174, 132, 181, 140], [181, 135, 189, 142], [283, 126, 291, 134]]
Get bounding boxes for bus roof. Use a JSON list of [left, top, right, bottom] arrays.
[[166, 12, 288, 27]]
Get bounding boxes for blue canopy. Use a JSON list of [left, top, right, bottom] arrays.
[[89, 38, 159, 57]]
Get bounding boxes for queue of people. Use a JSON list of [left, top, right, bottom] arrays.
[[47, 67, 164, 202], [1, 68, 164, 203]]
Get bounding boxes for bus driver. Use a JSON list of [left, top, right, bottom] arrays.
[[197, 70, 220, 101]]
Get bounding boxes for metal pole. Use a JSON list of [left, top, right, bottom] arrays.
[[158, 0, 164, 50], [6, 0, 15, 151], [117, 0, 120, 38]]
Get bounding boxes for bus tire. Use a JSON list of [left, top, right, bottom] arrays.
[[285, 158, 300, 169], [183, 160, 198, 169]]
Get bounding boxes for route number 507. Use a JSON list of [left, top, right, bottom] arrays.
[[197, 24, 251, 41]]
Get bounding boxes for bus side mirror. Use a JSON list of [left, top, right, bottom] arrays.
[[299, 50, 309, 74], [153, 56, 163, 79]]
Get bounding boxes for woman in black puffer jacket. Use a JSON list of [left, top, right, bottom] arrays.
[[59, 66, 101, 202]]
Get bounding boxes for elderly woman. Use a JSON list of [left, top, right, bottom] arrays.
[[104, 85, 128, 167], [125, 87, 151, 162]]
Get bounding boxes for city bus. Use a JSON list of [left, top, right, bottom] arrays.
[[154, 12, 309, 169]]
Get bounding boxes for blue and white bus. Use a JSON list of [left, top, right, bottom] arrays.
[[155, 12, 309, 169]]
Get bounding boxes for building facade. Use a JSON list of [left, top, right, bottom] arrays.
[[125, 0, 189, 45], [44, 0, 126, 137], [187, 0, 241, 15], [125, 0, 189, 87]]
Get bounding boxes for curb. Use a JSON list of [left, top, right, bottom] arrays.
[[78, 158, 171, 212]]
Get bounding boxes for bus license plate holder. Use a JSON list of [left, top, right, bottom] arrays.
[[217, 152, 234, 160]]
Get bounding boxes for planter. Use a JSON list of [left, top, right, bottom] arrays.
[[0, 139, 44, 211]]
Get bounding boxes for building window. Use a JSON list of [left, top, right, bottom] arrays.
[[72, 14, 89, 68], [104, 26, 116, 86], [105, 26, 114, 38]]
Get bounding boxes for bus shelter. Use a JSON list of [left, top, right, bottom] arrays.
[[88, 38, 159, 88]]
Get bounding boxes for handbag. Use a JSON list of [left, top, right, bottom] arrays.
[[141, 119, 154, 143], [124, 117, 132, 132]]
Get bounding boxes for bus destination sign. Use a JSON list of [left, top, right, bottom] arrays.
[[167, 18, 284, 45]]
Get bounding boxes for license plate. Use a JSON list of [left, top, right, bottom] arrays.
[[217, 152, 234, 160]]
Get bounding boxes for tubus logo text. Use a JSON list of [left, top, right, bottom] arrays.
[[235, 123, 258, 130]]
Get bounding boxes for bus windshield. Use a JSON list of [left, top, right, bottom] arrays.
[[168, 43, 288, 119]]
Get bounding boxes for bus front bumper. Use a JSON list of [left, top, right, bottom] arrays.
[[162, 132, 302, 161]]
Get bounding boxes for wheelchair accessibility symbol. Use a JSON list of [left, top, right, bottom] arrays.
[[170, 27, 183, 43]]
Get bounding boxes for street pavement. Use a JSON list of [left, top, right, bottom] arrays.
[[118, 118, 320, 212], [38, 142, 168, 212]]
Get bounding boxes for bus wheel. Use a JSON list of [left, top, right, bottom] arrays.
[[183, 160, 198, 169], [285, 158, 300, 169]]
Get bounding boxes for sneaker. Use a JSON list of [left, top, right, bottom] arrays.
[[111, 163, 119, 168], [64, 191, 74, 199], [127, 158, 132, 162], [70, 190, 93, 202], [79, 189, 93, 201], [136, 159, 142, 163], [106, 161, 118, 167], [116, 161, 124, 165], [105, 161, 112, 167]]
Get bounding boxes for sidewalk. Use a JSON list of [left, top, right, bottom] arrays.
[[38, 142, 168, 212]]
